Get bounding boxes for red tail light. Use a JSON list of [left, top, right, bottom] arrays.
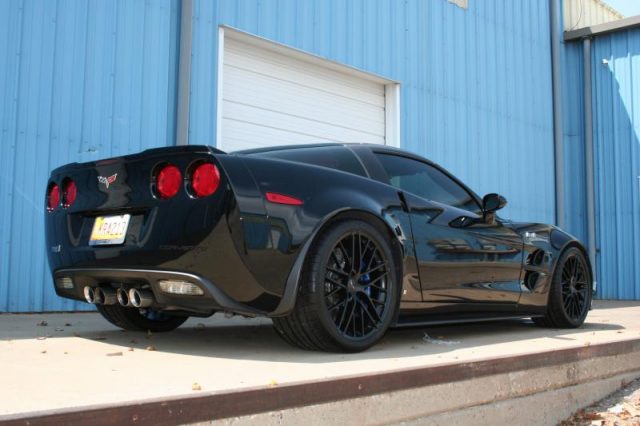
[[156, 164, 182, 199], [265, 192, 304, 206], [62, 179, 77, 208], [191, 163, 220, 198], [47, 184, 60, 211]]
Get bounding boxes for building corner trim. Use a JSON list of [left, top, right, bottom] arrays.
[[550, 0, 565, 228], [176, 0, 193, 146]]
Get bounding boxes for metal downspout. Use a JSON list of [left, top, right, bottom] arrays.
[[550, 0, 565, 228], [176, 0, 193, 146], [583, 37, 598, 290]]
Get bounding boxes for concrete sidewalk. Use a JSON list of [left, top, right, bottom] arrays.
[[0, 301, 639, 423]]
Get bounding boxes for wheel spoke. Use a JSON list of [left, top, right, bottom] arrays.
[[328, 299, 346, 311], [362, 295, 383, 323], [358, 299, 379, 329], [362, 262, 386, 276], [325, 276, 347, 288], [341, 299, 357, 333], [327, 267, 349, 277]]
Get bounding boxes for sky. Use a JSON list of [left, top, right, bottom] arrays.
[[603, 0, 640, 17]]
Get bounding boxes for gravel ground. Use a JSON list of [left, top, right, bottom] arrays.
[[561, 378, 640, 425]]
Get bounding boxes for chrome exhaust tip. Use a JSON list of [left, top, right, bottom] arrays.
[[83, 286, 96, 304], [116, 287, 131, 307], [94, 287, 117, 305], [129, 288, 153, 308]]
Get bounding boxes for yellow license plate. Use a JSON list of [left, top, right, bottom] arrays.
[[89, 214, 131, 246]]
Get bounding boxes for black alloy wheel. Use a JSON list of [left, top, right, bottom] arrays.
[[324, 232, 390, 340], [560, 252, 590, 321], [533, 247, 592, 328], [272, 220, 398, 352]]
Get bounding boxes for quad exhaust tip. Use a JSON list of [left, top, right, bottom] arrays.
[[116, 288, 131, 307], [129, 288, 153, 308], [94, 287, 117, 305], [84, 286, 118, 305], [86, 286, 154, 308], [83, 286, 96, 304]]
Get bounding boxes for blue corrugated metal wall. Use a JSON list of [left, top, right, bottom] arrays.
[[1, 0, 558, 312], [561, 41, 588, 243], [189, 0, 556, 225], [562, 28, 640, 300], [0, 0, 181, 311], [591, 29, 640, 299]]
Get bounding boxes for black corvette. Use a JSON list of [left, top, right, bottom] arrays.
[[45, 143, 593, 352]]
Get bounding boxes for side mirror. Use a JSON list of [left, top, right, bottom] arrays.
[[482, 193, 507, 213]]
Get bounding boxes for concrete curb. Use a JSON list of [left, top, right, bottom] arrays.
[[2, 338, 640, 426]]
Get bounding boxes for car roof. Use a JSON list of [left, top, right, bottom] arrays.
[[232, 142, 430, 162]]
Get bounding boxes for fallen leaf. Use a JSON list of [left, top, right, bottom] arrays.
[[64, 351, 68, 355], [192, 382, 202, 391], [582, 411, 603, 420], [106, 352, 123, 357], [40, 350, 47, 354], [128, 347, 134, 352], [146, 345, 156, 351], [268, 380, 278, 387], [37, 321, 48, 327]]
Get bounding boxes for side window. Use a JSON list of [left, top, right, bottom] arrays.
[[250, 146, 367, 177], [375, 153, 480, 213]]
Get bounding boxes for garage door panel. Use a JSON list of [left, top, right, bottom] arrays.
[[220, 33, 391, 152], [223, 65, 386, 121], [223, 68, 385, 134], [225, 39, 385, 107], [222, 101, 384, 142], [221, 118, 385, 150]]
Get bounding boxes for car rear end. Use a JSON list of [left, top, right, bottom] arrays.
[[45, 145, 274, 317]]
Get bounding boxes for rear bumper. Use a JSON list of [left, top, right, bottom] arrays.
[[54, 268, 270, 317]]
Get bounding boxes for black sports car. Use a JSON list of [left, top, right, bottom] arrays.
[[45, 143, 593, 352]]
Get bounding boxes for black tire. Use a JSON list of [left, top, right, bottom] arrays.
[[533, 247, 592, 328], [96, 304, 188, 333], [273, 220, 399, 352]]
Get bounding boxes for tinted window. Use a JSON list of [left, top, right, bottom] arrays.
[[249, 146, 367, 177], [376, 153, 480, 212]]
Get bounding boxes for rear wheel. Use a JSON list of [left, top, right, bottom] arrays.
[[533, 247, 592, 328], [96, 304, 188, 332], [273, 220, 399, 352]]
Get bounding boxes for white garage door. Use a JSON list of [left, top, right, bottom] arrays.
[[217, 28, 399, 152]]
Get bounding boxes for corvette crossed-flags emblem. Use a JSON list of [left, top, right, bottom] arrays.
[[97, 173, 117, 189]]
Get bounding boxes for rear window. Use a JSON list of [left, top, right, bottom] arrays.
[[248, 146, 367, 177]]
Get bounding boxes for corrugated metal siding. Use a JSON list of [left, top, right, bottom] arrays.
[[564, 0, 623, 31], [592, 29, 640, 299], [0, 0, 180, 312], [561, 41, 588, 243], [189, 0, 556, 225]]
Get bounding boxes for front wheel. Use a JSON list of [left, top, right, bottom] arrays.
[[96, 304, 188, 333], [533, 247, 592, 328], [273, 220, 399, 352]]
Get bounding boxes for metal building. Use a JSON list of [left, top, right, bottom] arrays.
[[563, 17, 640, 300], [0, 0, 636, 312]]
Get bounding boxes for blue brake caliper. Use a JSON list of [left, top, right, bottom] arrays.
[[359, 260, 372, 296]]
